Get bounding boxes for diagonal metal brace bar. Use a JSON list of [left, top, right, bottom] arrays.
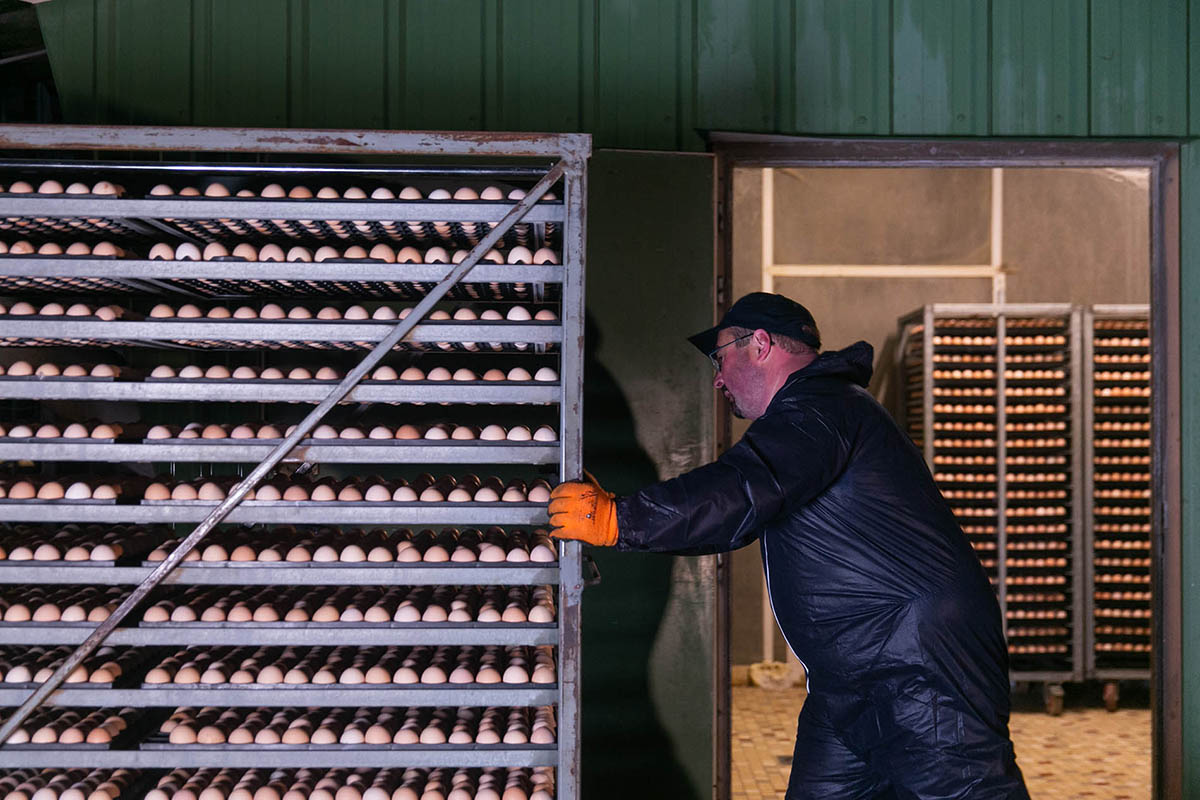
[[0, 159, 568, 745]]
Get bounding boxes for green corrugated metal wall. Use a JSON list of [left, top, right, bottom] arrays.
[[29, 0, 1200, 794], [32, 0, 1200, 142]]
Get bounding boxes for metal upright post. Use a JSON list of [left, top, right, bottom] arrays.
[[995, 313, 1008, 623], [1069, 308, 1086, 681], [1080, 309, 1099, 681], [922, 306, 935, 469], [556, 154, 588, 800]]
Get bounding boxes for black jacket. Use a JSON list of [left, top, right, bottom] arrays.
[[614, 341, 1008, 701]]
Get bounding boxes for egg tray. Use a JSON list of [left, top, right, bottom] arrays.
[[160, 277, 556, 303], [0, 276, 139, 296], [0, 216, 148, 245], [0, 374, 115, 382], [139, 500, 546, 509], [0, 338, 135, 350], [137, 737, 557, 752], [136, 623, 557, 631], [0, 498, 118, 505], [0, 557, 118, 568], [0, 660, 155, 691], [136, 436, 554, 451], [136, 559, 557, 571], [160, 217, 553, 253], [160, 341, 556, 355], [0, 435, 116, 444], [141, 375, 553, 387], [0, 709, 157, 750]]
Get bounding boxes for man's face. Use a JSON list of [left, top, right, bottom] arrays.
[[712, 329, 763, 419]]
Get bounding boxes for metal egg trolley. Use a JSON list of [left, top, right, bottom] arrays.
[[0, 125, 588, 800]]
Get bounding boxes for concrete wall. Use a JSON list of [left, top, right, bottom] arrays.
[[729, 165, 1150, 667]]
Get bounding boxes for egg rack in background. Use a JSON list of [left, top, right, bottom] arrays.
[[899, 304, 1085, 713], [0, 125, 588, 797], [1082, 305, 1152, 709]]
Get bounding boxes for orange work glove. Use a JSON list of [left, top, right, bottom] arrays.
[[548, 472, 619, 547]]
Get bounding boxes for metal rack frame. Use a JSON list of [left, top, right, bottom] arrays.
[[0, 124, 589, 793], [899, 303, 1085, 691], [1083, 304, 1153, 688]]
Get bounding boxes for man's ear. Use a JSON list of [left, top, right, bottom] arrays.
[[753, 329, 772, 361]]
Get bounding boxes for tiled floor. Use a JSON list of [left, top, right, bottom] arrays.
[[731, 684, 1150, 799]]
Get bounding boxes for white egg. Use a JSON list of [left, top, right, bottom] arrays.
[[174, 243, 202, 261]]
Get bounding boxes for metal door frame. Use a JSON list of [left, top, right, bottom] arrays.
[[708, 134, 1182, 800]]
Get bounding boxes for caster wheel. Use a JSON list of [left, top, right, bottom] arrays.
[[1043, 683, 1064, 716], [1103, 681, 1119, 712]]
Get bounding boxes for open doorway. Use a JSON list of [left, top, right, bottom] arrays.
[[710, 138, 1181, 800]]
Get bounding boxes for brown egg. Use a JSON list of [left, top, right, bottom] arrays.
[[371, 366, 399, 381], [283, 485, 310, 501], [177, 304, 203, 318], [90, 363, 117, 378], [255, 484, 282, 501], [232, 243, 258, 261], [4, 603, 31, 621], [287, 367, 313, 380], [148, 242, 174, 259], [311, 485, 337, 502], [364, 484, 391, 501], [201, 424, 228, 439], [149, 365, 177, 378], [37, 481, 66, 499], [32, 603, 62, 622], [259, 244, 286, 262], [534, 309, 558, 321], [171, 484, 199, 501], [286, 247, 313, 262], [257, 424, 282, 439], [206, 306, 232, 320], [371, 306, 397, 320], [260, 304, 286, 319], [198, 482, 226, 500], [149, 304, 176, 318], [232, 366, 258, 378], [34, 423, 60, 437], [9, 301, 36, 315], [90, 423, 118, 438], [233, 307, 258, 320], [508, 367, 533, 381], [143, 483, 171, 500], [203, 243, 230, 260]]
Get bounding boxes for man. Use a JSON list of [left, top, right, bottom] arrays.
[[549, 292, 1030, 799]]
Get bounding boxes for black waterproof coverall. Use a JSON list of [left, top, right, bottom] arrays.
[[614, 342, 1030, 799]]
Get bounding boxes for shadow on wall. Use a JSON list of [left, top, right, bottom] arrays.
[[580, 314, 699, 800]]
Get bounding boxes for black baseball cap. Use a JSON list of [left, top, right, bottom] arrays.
[[688, 292, 821, 355]]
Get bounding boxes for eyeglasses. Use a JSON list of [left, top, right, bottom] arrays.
[[707, 333, 754, 372]]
